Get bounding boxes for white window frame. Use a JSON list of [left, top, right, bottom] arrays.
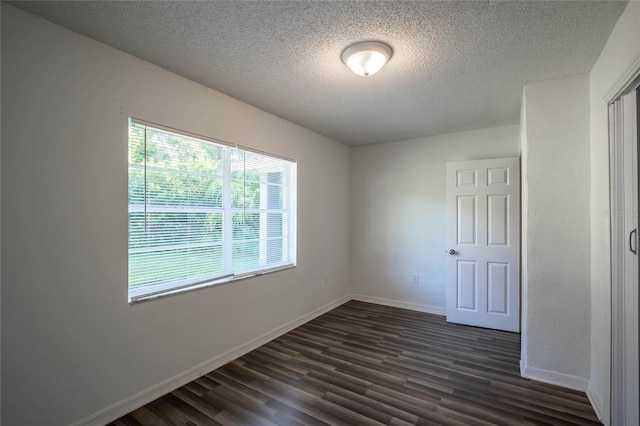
[[128, 118, 297, 303]]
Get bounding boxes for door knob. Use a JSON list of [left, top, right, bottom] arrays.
[[447, 249, 456, 255]]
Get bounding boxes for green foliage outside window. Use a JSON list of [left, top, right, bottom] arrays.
[[128, 124, 287, 292]]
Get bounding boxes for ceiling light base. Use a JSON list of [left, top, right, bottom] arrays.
[[341, 41, 392, 77]]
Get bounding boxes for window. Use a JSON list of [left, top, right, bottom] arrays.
[[128, 119, 296, 302]]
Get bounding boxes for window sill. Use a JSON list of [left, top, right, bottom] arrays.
[[128, 263, 296, 304]]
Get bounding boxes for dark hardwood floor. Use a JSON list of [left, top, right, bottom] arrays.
[[111, 301, 600, 425]]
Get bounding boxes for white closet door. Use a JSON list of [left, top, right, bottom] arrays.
[[611, 89, 639, 426]]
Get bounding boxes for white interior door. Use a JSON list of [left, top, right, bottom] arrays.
[[446, 157, 520, 332], [610, 88, 639, 426]]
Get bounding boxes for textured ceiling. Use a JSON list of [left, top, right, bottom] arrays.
[[12, 1, 627, 145]]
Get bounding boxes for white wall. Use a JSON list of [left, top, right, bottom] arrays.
[[589, 2, 640, 422], [351, 125, 520, 312], [520, 74, 591, 385], [1, 5, 351, 425]]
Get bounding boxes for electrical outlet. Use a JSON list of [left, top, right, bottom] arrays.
[[323, 275, 329, 285], [411, 274, 419, 284]]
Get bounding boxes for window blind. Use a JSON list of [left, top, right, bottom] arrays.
[[128, 119, 296, 302]]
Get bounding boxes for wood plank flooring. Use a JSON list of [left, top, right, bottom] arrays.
[[111, 301, 600, 425]]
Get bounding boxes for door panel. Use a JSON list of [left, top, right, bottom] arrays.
[[456, 169, 477, 187], [457, 196, 477, 245], [487, 167, 509, 185], [446, 157, 520, 332], [456, 260, 477, 310], [487, 195, 509, 246], [487, 262, 508, 314]]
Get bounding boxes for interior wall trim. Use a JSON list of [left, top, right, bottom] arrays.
[[351, 294, 446, 316], [520, 358, 598, 420], [70, 294, 352, 426], [587, 381, 606, 423], [604, 52, 640, 103], [520, 362, 589, 392]]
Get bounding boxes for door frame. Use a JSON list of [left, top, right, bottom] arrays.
[[608, 71, 640, 426]]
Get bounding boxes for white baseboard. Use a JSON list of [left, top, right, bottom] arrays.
[[351, 294, 446, 316], [71, 294, 351, 426], [520, 361, 604, 422], [520, 363, 588, 392], [587, 381, 606, 423]]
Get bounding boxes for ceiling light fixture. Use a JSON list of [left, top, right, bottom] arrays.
[[341, 41, 392, 77]]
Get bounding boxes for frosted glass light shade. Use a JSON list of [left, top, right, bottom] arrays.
[[341, 41, 392, 77]]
